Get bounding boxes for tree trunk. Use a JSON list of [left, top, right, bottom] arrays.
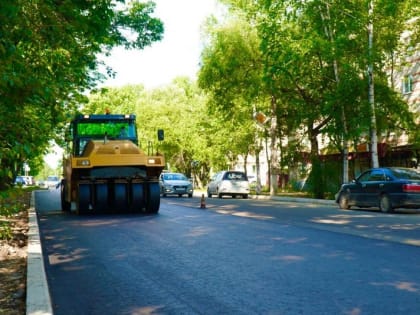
[[256, 143, 262, 195], [368, 0, 379, 168], [308, 125, 324, 199], [320, 1, 350, 183], [269, 96, 278, 196]]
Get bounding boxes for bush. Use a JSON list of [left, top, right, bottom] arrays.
[[299, 158, 341, 200], [0, 189, 26, 239]]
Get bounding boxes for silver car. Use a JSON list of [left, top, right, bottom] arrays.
[[207, 171, 250, 199], [159, 172, 193, 197], [45, 175, 60, 189]]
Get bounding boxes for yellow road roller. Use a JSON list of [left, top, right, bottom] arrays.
[[61, 114, 165, 214]]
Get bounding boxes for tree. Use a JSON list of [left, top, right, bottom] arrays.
[[85, 78, 213, 187], [222, 0, 418, 197], [0, 0, 164, 189], [198, 15, 277, 191]]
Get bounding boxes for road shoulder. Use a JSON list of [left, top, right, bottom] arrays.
[[26, 191, 53, 315]]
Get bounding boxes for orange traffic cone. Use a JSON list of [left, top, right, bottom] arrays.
[[200, 194, 206, 209]]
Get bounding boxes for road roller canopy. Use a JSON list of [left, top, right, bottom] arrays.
[[69, 114, 138, 156]]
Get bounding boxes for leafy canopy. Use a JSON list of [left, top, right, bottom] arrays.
[[0, 0, 164, 189]]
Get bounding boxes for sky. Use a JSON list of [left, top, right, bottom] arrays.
[[102, 0, 223, 89]]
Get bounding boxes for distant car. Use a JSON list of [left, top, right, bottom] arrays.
[[23, 176, 34, 185], [45, 176, 61, 189], [36, 180, 45, 188], [14, 176, 27, 186], [159, 172, 193, 197], [207, 171, 250, 199], [336, 167, 420, 213]]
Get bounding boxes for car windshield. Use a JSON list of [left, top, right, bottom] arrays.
[[47, 176, 59, 181], [389, 168, 420, 180], [163, 174, 187, 181], [224, 172, 247, 181]]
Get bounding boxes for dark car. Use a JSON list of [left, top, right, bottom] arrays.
[[336, 167, 420, 213]]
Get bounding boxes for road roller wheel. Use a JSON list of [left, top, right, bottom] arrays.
[[94, 182, 108, 212], [77, 183, 90, 215], [145, 182, 160, 214], [130, 182, 145, 212], [114, 181, 128, 210]]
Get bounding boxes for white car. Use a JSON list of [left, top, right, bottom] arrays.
[[45, 176, 61, 189], [207, 171, 250, 199], [14, 176, 27, 186]]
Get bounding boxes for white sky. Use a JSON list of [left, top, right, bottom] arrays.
[[102, 0, 222, 89]]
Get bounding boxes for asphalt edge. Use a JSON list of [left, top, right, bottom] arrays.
[[26, 191, 53, 315], [194, 190, 336, 206], [251, 194, 336, 205]]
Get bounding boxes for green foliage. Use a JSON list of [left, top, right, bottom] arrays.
[[85, 78, 215, 187], [217, 0, 418, 195], [0, 1, 163, 190], [198, 15, 268, 180], [1, 0, 417, 196], [0, 189, 25, 239]]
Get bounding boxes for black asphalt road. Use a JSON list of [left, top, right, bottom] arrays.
[[36, 190, 420, 315]]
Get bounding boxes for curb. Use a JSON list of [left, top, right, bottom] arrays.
[[251, 194, 336, 205], [26, 192, 53, 315]]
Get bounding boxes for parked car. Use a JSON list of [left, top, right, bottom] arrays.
[[159, 172, 193, 197], [336, 167, 420, 213], [207, 171, 250, 199], [14, 176, 27, 186], [23, 176, 34, 185], [45, 175, 61, 189]]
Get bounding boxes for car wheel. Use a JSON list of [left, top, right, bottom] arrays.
[[243, 194, 248, 199], [188, 194, 192, 198], [338, 193, 350, 210], [178, 194, 182, 197], [217, 190, 222, 198], [379, 194, 393, 213], [207, 189, 212, 198]]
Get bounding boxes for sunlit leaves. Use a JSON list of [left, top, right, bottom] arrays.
[[85, 79, 212, 184], [0, 0, 164, 189]]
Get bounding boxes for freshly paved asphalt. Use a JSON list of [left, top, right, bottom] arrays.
[[26, 190, 419, 314]]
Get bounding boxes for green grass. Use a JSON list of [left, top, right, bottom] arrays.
[[0, 187, 34, 240]]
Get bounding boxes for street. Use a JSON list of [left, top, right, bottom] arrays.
[[35, 190, 420, 315]]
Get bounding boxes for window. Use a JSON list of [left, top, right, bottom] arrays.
[[369, 170, 385, 181], [357, 171, 371, 182], [402, 75, 413, 94], [223, 171, 247, 181], [390, 168, 420, 180]]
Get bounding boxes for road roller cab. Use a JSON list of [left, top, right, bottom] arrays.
[[61, 114, 165, 214]]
